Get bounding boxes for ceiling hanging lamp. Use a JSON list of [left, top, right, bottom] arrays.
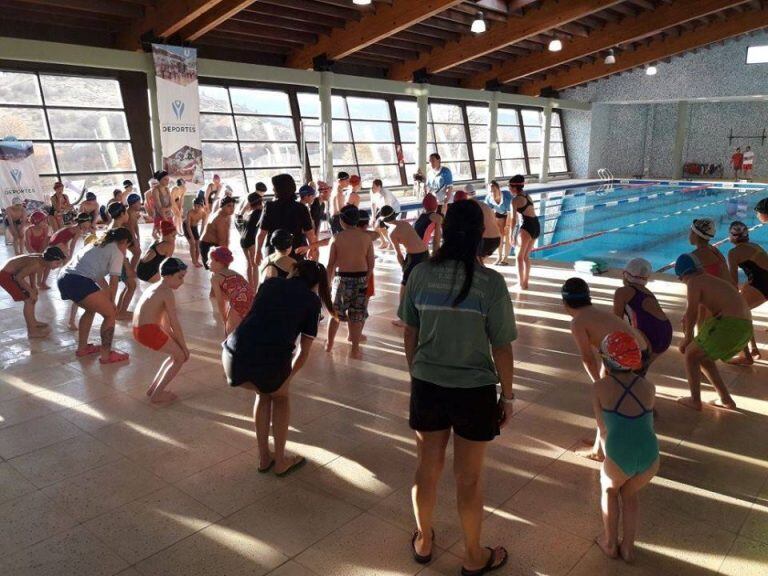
[[604, 49, 616, 65], [471, 11, 486, 34], [548, 36, 562, 52], [645, 64, 658, 76], [352, 0, 372, 5]]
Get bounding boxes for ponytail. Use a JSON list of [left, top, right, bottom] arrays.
[[294, 260, 334, 313], [94, 227, 132, 248]]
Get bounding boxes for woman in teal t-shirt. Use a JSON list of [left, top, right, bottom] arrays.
[[398, 199, 517, 575]]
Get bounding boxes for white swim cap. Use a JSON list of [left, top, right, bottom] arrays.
[[624, 258, 652, 285]]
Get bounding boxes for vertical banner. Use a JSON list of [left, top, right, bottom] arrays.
[[152, 44, 203, 185], [0, 139, 44, 209]]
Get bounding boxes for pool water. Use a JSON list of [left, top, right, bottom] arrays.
[[531, 181, 768, 274]]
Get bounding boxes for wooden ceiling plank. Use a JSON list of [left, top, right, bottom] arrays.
[[286, 0, 464, 69], [12, 0, 144, 18], [464, 0, 751, 88], [180, 0, 258, 41], [519, 6, 768, 94], [388, 0, 624, 81]]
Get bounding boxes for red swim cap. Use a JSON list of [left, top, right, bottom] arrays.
[[210, 246, 234, 266], [453, 190, 468, 202], [422, 193, 438, 212], [29, 211, 47, 225], [349, 174, 361, 186], [600, 332, 643, 371]]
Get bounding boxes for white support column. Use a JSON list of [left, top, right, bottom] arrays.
[[539, 103, 553, 184], [485, 93, 499, 187], [671, 100, 690, 180], [416, 85, 429, 177], [146, 72, 163, 171], [319, 71, 334, 183]]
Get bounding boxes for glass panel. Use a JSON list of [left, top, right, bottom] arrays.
[[550, 127, 564, 142], [306, 143, 321, 166], [500, 159, 527, 176], [497, 125, 521, 141], [469, 125, 488, 143], [332, 120, 352, 142], [498, 142, 524, 158], [549, 157, 568, 173], [552, 112, 561, 127], [0, 72, 42, 105], [466, 106, 489, 124], [0, 107, 48, 139], [203, 169, 248, 196], [60, 172, 137, 204], [527, 142, 541, 157], [32, 143, 56, 174], [402, 143, 416, 163], [405, 163, 416, 183], [332, 143, 356, 164], [201, 114, 236, 140], [527, 158, 541, 175], [297, 92, 320, 117], [524, 126, 542, 141], [41, 75, 123, 108], [475, 160, 487, 180], [47, 109, 129, 140], [355, 143, 397, 165], [199, 85, 231, 113], [240, 143, 300, 168], [430, 103, 463, 123], [301, 124, 320, 143], [398, 122, 416, 142], [331, 96, 347, 119], [549, 142, 565, 156], [351, 121, 393, 142], [235, 115, 295, 141], [230, 88, 291, 115], [394, 100, 417, 122], [437, 142, 469, 162], [433, 123, 466, 143], [54, 142, 135, 173], [521, 109, 542, 125], [201, 142, 241, 168], [357, 164, 400, 186], [472, 143, 487, 161], [497, 108, 519, 125], [246, 168, 303, 193], [346, 97, 390, 121], [444, 161, 472, 180]]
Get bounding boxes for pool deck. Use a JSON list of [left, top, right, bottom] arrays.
[[0, 227, 766, 576]]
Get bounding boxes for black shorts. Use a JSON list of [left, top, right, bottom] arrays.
[[199, 241, 215, 269], [330, 214, 342, 235], [409, 377, 499, 442], [481, 237, 501, 257], [221, 344, 291, 394], [402, 251, 429, 286], [240, 237, 255, 251], [58, 273, 100, 303], [184, 224, 200, 241]]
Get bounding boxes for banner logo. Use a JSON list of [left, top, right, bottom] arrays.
[[10, 168, 22, 186], [172, 100, 185, 120]]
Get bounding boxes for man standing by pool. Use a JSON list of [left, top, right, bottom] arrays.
[[426, 153, 453, 213], [731, 147, 743, 180], [742, 146, 755, 180]]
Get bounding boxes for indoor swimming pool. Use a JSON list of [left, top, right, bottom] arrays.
[[531, 180, 768, 273]]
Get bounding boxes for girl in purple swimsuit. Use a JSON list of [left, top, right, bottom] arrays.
[[613, 258, 673, 373]]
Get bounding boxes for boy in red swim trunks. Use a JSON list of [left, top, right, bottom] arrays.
[[132, 257, 190, 403], [731, 147, 743, 179]]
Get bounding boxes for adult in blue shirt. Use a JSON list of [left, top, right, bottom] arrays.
[[426, 153, 453, 212], [484, 180, 513, 265]]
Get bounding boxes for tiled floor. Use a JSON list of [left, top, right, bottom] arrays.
[[0, 227, 767, 576]]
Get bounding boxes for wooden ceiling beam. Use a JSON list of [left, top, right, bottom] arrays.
[[215, 20, 316, 44], [464, 0, 750, 88], [178, 0, 258, 41], [259, 0, 360, 20], [12, 0, 144, 18], [242, 4, 346, 28], [286, 0, 464, 69], [519, 6, 768, 94], [388, 0, 624, 81]]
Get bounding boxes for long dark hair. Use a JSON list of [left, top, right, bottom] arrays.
[[94, 227, 133, 248], [294, 260, 333, 313], [431, 200, 484, 306]]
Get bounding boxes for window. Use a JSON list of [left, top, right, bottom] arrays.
[[520, 108, 568, 176], [746, 45, 768, 64], [429, 103, 472, 181], [199, 85, 302, 195], [0, 71, 137, 203]]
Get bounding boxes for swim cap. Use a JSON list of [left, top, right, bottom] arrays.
[[42, 246, 66, 262], [160, 221, 176, 236], [270, 229, 294, 251], [122, 180, 133, 188], [86, 192, 97, 201], [107, 202, 126, 219], [510, 174, 525, 187], [691, 218, 715, 240], [422, 193, 438, 212], [464, 183, 476, 196], [29, 211, 46, 225], [624, 258, 652, 286], [247, 192, 262, 206], [221, 196, 237, 207], [561, 277, 591, 306], [357, 209, 370, 225], [127, 193, 141, 206], [153, 170, 169, 181], [299, 184, 316, 198], [729, 221, 749, 243], [674, 253, 701, 278], [210, 246, 234, 266], [349, 174, 361, 187], [337, 171, 350, 181], [755, 197, 768, 216], [600, 331, 643, 371], [193, 196, 205, 206], [340, 204, 360, 226], [160, 257, 187, 276], [255, 182, 268, 193], [453, 190, 468, 202], [378, 205, 398, 223], [76, 212, 93, 224]]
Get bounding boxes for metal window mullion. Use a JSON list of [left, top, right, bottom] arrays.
[[460, 103, 477, 181], [226, 87, 248, 190], [516, 107, 531, 178], [286, 87, 309, 183]]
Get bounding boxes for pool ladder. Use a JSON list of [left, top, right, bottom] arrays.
[[597, 168, 614, 181]]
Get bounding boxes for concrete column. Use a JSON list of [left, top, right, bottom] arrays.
[[671, 100, 690, 179], [416, 85, 429, 176], [538, 103, 553, 183], [642, 105, 655, 177], [319, 71, 334, 183], [146, 71, 163, 171], [485, 93, 499, 186]]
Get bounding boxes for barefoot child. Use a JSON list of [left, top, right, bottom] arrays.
[[199, 196, 236, 269], [136, 220, 176, 283], [593, 332, 659, 564], [675, 253, 752, 410], [326, 205, 374, 358], [133, 257, 190, 403], [5, 198, 26, 255], [0, 247, 66, 338], [210, 246, 254, 336], [24, 211, 50, 288], [184, 197, 206, 268], [239, 192, 263, 288]]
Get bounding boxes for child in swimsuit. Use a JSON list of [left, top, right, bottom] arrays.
[[593, 331, 659, 564], [132, 258, 190, 403], [24, 211, 50, 288], [613, 258, 672, 372], [263, 229, 297, 280], [210, 246, 254, 336], [136, 220, 176, 283], [184, 197, 206, 268]]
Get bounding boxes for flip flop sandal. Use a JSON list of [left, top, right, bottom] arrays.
[[275, 456, 306, 477], [411, 528, 435, 564], [461, 546, 508, 576], [258, 459, 275, 473], [75, 343, 100, 357], [99, 351, 130, 365]]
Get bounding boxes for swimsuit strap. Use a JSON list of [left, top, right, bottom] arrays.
[[610, 374, 652, 414], [516, 194, 533, 214]]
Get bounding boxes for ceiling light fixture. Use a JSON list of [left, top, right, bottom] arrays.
[[604, 49, 616, 65], [471, 11, 486, 34], [352, 0, 372, 5], [645, 65, 657, 76], [548, 37, 562, 52]]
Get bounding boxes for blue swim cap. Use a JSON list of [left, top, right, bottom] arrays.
[[85, 192, 96, 201], [127, 193, 141, 206], [674, 253, 701, 278]]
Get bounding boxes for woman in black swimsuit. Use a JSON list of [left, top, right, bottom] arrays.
[[239, 191, 264, 289], [509, 175, 540, 290]]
